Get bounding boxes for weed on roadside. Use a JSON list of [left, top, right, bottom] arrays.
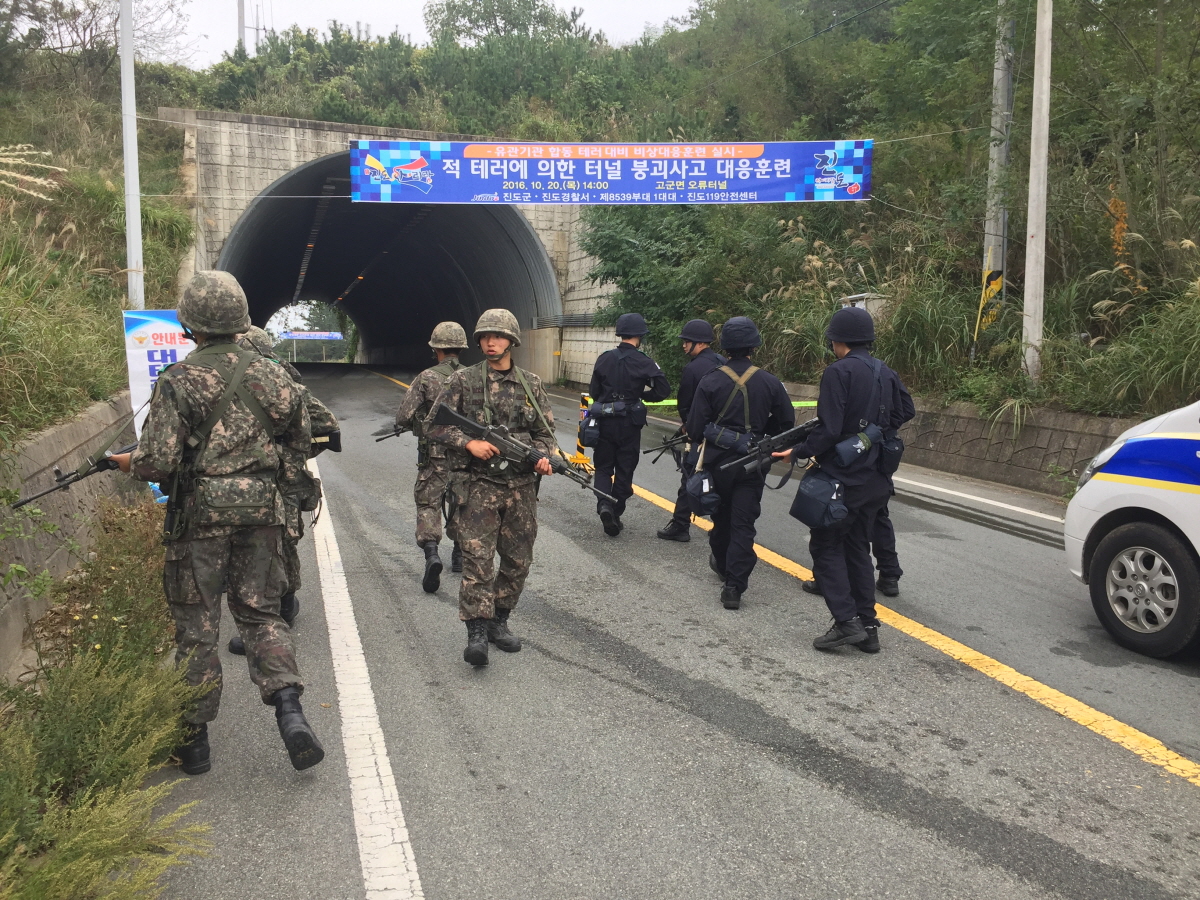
[[0, 499, 209, 898]]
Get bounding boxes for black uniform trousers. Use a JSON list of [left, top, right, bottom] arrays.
[[872, 501, 902, 580], [809, 476, 892, 624], [710, 464, 766, 592], [670, 471, 691, 527], [593, 417, 641, 517]]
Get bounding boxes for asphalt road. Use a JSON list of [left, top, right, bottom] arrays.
[[166, 363, 1200, 900]]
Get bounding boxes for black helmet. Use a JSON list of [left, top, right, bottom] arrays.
[[678, 319, 715, 343], [720, 316, 762, 351], [615, 312, 650, 337], [825, 306, 876, 343]]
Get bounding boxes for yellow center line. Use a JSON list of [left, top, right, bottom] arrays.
[[368, 370, 410, 389], [632, 481, 1200, 787]]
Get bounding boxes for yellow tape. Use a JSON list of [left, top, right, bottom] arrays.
[[631, 480, 1200, 787]]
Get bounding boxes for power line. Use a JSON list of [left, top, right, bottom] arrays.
[[670, 0, 901, 105]]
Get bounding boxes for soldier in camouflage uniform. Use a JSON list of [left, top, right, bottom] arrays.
[[227, 326, 341, 656], [426, 308, 557, 667], [393, 322, 468, 594], [114, 272, 324, 775]]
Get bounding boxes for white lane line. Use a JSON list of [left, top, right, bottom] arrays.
[[892, 475, 1065, 523], [310, 459, 425, 900]]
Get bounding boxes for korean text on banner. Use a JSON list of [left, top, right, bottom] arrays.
[[123, 310, 194, 437], [351, 140, 872, 206]]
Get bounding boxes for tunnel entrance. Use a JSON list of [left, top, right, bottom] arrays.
[[216, 151, 563, 368]]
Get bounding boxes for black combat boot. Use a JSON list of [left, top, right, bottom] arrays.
[[656, 520, 691, 542], [451, 543, 463, 573], [228, 634, 246, 655], [813, 617, 869, 651], [280, 592, 299, 625], [720, 584, 742, 610], [421, 543, 443, 594], [876, 576, 900, 597], [858, 618, 881, 654], [486, 608, 522, 652], [463, 618, 489, 666], [599, 502, 620, 537], [176, 722, 211, 775], [272, 686, 325, 771], [801, 580, 822, 596]]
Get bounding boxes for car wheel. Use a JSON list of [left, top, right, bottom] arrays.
[[1089, 522, 1200, 658]]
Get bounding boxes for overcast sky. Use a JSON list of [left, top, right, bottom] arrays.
[[179, 0, 697, 68]]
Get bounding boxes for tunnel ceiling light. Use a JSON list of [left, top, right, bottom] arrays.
[[334, 205, 430, 305], [290, 181, 338, 305]]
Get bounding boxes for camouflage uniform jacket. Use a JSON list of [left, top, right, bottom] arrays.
[[131, 340, 311, 537], [395, 358, 466, 466], [426, 361, 557, 486]]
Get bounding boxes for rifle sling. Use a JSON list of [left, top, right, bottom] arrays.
[[72, 399, 147, 479]]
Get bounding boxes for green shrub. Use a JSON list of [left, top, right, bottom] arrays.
[[0, 500, 208, 898]]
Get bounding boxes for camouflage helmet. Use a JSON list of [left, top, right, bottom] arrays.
[[429, 321, 468, 349], [238, 325, 277, 357], [178, 270, 251, 335], [473, 308, 522, 348]]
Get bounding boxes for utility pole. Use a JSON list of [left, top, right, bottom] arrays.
[[237, 0, 245, 53], [983, 0, 1013, 302], [1022, 0, 1053, 379], [118, 0, 143, 310], [973, 0, 1015, 358]]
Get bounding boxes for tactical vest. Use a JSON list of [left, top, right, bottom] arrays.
[[163, 343, 283, 540], [463, 361, 545, 478], [415, 357, 462, 464]]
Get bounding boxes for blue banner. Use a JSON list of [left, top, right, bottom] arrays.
[[350, 140, 872, 205]]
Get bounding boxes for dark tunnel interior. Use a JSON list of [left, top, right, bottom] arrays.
[[217, 151, 562, 368]]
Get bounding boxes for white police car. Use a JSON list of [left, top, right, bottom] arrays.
[[1065, 400, 1200, 658]]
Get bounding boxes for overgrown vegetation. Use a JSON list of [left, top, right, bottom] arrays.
[[0, 499, 208, 898], [0, 87, 191, 449]]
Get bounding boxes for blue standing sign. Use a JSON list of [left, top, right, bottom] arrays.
[[350, 140, 872, 205]]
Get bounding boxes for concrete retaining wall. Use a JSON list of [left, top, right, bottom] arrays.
[[0, 393, 142, 675], [783, 382, 1138, 496]]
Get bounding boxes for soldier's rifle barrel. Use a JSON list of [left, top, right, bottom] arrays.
[[12, 442, 138, 509], [718, 418, 819, 474], [430, 403, 618, 504], [643, 430, 688, 462], [375, 426, 412, 442]]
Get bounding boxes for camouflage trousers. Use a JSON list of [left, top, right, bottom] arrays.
[[164, 525, 302, 724], [284, 499, 304, 595], [414, 460, 461, 547], [457, 477, 538, 621]]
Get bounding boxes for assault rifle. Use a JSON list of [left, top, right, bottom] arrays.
[[430, 403, 617, 503], [375, 425, 411, 442], [717, 417, 820, 485], [642, 428, 689, 466], [12, 443, 138, 509]]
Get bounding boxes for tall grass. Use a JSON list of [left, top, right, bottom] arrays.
[[0, 499, 208, 899], [0, 168, 191, 450]]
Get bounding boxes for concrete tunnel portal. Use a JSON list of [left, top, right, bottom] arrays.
[[217, 151, 563, 368]]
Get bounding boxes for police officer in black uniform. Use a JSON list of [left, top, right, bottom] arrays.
[[658, 319, 726, 543], [773, 306, 914, 652], [588, 313, 671, 536], [686, 317, 794, 610]]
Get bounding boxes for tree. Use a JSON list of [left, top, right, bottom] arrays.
[[423, 0, 588, 44]]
